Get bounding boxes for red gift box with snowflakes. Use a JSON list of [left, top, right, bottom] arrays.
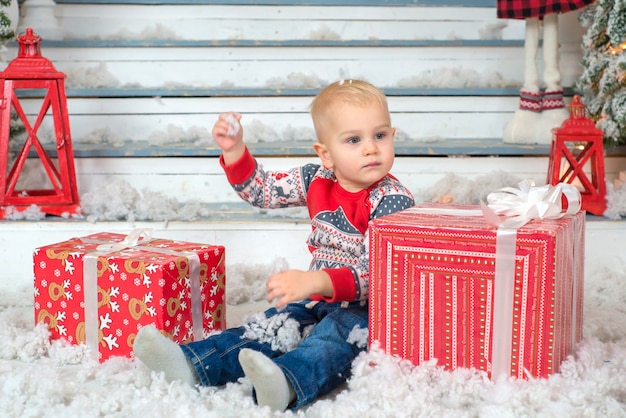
[[33, 230, 226, 362], [368, 203, 585, 379]]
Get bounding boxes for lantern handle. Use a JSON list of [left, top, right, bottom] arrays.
[[16, 28, 43, 59], [567, 95, 587, 119]]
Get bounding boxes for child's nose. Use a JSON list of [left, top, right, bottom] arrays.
[[363, 138, 378, 154]]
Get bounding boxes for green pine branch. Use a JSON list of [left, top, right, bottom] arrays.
[[0, 0, 15, 43]]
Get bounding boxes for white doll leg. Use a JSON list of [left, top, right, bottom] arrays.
[[503, 17, 542, 144], [536, 12, 569, 144]]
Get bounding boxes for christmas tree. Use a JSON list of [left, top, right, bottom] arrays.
[[577, 0, 626, 147], [0, 0, 15, 44]]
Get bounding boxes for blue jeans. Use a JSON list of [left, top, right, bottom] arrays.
[[180, 299, 368, 409]]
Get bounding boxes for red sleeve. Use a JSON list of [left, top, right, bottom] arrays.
[[219, 147, 256, 185], [315, 267, 356, 303]]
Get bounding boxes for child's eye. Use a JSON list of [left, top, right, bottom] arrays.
[[375, 132, 387, 140], [347, 136, 360, 144]]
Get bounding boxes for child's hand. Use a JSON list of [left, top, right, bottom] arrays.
[[212, 112, 245, 164], [265, 270, 333, 309]]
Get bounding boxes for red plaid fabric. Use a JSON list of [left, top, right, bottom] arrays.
[[497, 0, 595, 19]]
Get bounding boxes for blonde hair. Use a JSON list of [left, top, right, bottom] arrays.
[[309, 79, 390, 139]]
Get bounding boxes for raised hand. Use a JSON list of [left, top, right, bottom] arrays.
[[212, 112, 246, 164]]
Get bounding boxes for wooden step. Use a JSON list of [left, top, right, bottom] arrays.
[[50, 3, 524, 41], [6, 42, 529, 89], [13, 94, 528, 155]]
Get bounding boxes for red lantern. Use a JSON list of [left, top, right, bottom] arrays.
[[547, 95, 607, 216], [0, 28, 80, 218]]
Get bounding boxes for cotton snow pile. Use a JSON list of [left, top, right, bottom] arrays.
[[1, 255, 626, 417], [397, 68, 519, 89], [605, 172, 626, 220], [412, 170, 626, 219], [414, 170, 524, 204], [79, 179, 213, 223]]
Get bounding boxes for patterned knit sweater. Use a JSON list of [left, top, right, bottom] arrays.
[[220, 147, 415, 303]]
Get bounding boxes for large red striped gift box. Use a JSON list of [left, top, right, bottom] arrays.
[[368, 203, 584, 379]]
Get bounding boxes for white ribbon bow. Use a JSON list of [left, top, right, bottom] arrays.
[[481, 179, 582, 229], [95, 228, 154, 252]]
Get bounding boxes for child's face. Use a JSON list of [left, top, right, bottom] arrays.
[[313, 100, 395, 192]]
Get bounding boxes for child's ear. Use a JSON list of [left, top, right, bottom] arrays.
[[313, 141, 333, 169]]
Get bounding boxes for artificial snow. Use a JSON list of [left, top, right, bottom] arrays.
[[242, 312, 305, 353], [397, 68, 518, 89], [225, 114, 240, 137], [605, 180, 626, 220], [104, 24, 182, 42], [79, 179, 213, 223], [1, 255, 625, 417], [414, 170, 525, 205]]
